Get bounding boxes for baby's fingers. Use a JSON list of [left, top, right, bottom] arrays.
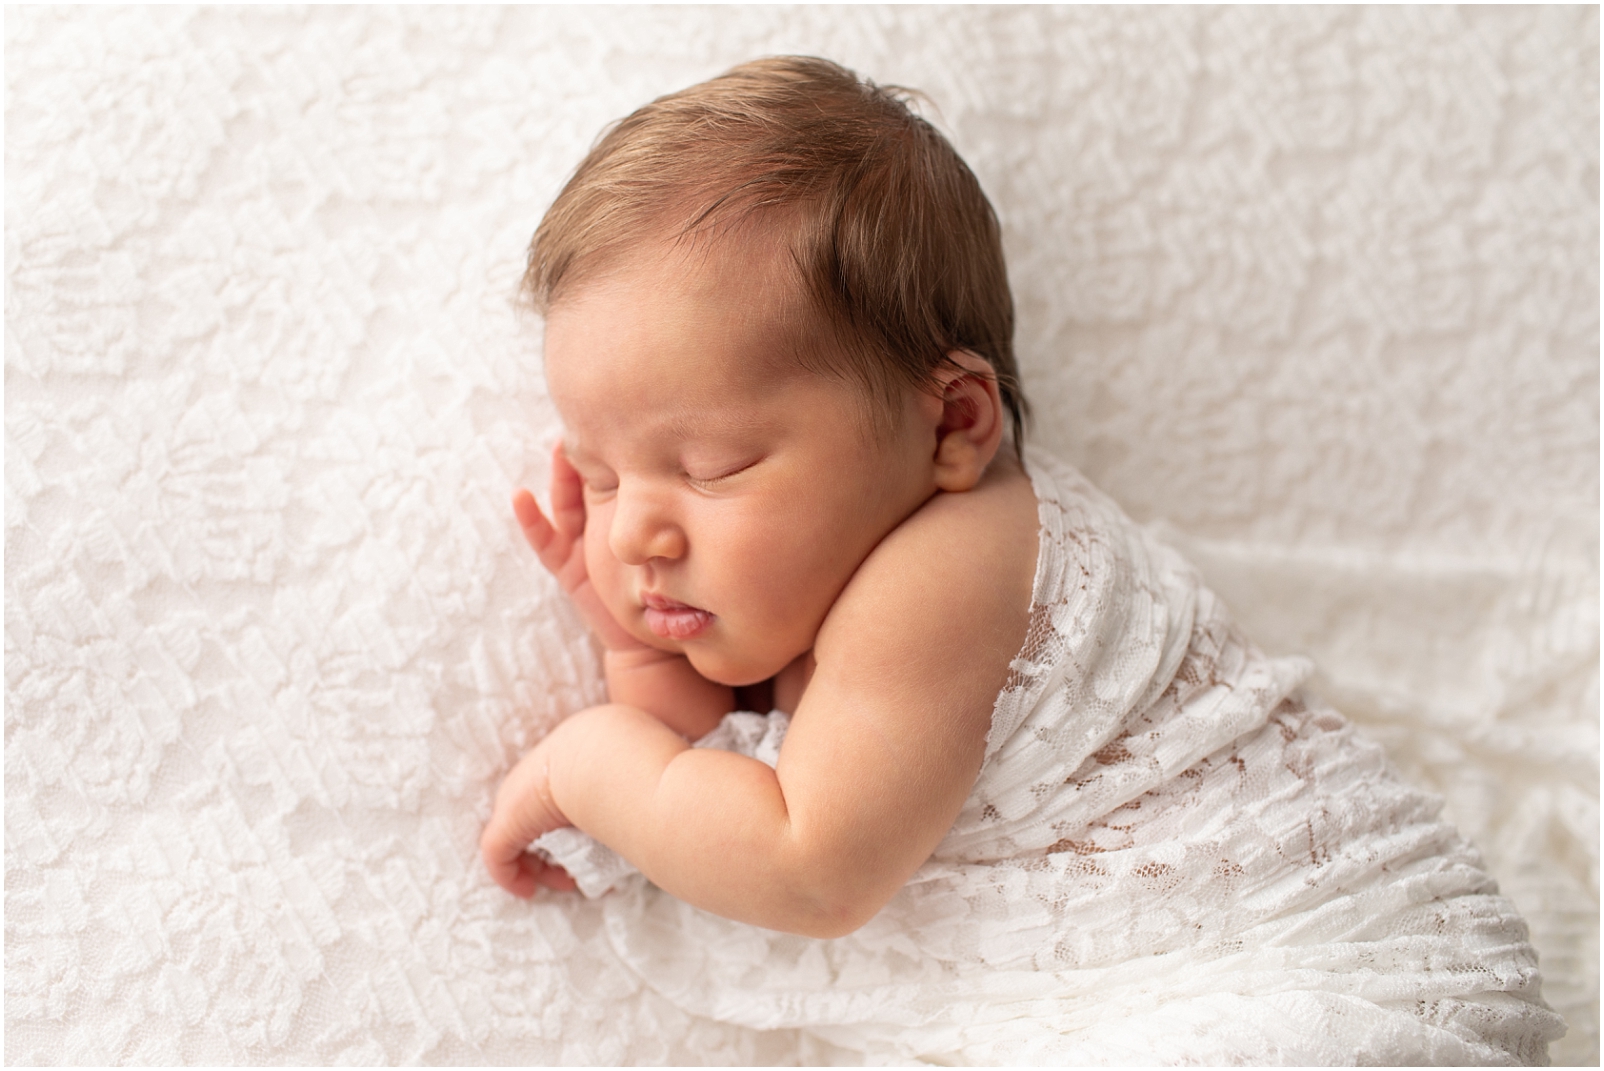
[[482, 841, 541, 898], [481, 807, 570, 898], [482, 845, 575, 899], [536, 861, 579, 892], [513, 489, 572, 571], [550, 443, 588, 541]]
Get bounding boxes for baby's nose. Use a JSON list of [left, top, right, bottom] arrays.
[[608, 488, 687, 565]]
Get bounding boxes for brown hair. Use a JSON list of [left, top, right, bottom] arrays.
[[524, 56, 1028, 452]]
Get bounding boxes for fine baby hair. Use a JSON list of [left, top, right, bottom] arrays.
[[523, 55, 1027, 449]]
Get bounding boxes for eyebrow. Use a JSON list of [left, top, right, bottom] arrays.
[[662, 407, 768, 442]]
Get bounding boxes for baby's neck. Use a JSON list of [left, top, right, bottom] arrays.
[[736, 650, 817, 715]]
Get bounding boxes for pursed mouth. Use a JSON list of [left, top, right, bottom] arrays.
[[641, 593, 714, 640]]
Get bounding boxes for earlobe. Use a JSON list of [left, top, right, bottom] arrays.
[[931, 350, 1006, 493], [933, 438, 981, 492]]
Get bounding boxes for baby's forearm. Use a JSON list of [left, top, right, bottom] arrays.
[[546, 704, 877, 937], [603, 649, 732, 741]]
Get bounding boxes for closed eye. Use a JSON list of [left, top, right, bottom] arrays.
[[686, 456, 763, 489]]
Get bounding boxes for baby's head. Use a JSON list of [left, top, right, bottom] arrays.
[[526, 55, 1026, 450], [525, 57, 1028, 685]]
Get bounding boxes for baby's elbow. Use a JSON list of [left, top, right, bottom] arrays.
[[786, 898, 876, 940], [775, 865, 895, 939]]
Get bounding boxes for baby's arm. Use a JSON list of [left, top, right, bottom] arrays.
[[513, 445, 731, 740], [485, 461, 1039, 933]]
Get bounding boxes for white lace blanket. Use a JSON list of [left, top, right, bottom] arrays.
[[535, 453, 1564, 1063], [7, 7, 1595, 1065]]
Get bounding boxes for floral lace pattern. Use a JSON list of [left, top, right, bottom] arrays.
[[6, 7, 1591, 1063]]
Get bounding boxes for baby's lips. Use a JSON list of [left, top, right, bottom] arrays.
[[641, 593, 714, 640]]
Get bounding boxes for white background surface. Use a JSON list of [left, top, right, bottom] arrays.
[[6, 6, 1597, 1064]]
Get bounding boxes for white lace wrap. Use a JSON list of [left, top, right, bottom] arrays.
[[536, 451, 1564, 1064]]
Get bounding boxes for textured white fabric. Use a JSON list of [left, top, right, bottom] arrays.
[[6, 6, 1596, 1065], [534, 453, 1565, 1064]]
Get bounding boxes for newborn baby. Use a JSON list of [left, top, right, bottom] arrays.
[[480, 56, 1563, 1063]]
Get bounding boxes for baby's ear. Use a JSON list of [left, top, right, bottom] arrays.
[[930, 350, 1007, 493]]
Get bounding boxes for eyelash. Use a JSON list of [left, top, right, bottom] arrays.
[[686, 457, 760, 488], [576, 458, 761, 495]]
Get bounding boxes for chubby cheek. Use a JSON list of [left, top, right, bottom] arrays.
[[708, 522, 839, 670]]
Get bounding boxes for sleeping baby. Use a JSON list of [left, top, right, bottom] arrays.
[[480, 56, 1564, 1063]]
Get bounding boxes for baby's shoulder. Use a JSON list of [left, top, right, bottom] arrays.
[[814, 459, 1038, 690]]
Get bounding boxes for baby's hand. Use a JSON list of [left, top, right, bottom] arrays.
[[515, 444, 731, 747], [513, 443, 649, 655], [480, 736, 579, 897]]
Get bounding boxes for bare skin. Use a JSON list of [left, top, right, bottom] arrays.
[[481, 237, 1040, 937]]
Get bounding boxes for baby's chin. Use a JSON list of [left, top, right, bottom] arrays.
[[683, 645, 795, 690]]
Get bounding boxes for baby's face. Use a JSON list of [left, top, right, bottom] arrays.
[[543, 238, 939, 687]]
